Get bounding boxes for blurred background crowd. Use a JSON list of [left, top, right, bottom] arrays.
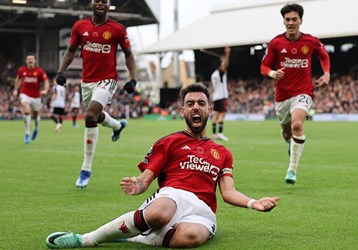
[[1, 52, 357, 121]]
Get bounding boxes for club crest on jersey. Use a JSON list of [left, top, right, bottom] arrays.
[[211, 149, 220, 160], [301, 46, 309, 55], [103, 31, 112, 40]]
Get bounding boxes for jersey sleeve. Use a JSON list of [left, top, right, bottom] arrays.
[[69, 21, 81, 47], [313, 37, 330, 73], [17, 66, 24, 77], [219, 148, 233, 178], [39, 68, 48, 81], [117, 24, 131, 50], [138, 140, 169, 177]]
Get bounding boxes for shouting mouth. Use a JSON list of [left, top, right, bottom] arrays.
[[192, 114, 202, 124]]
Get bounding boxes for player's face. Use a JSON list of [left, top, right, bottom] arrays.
[[91, 0, 109, 16], [283, 11, 302, 37], [181, 92, 212, 136], [25, 55, 36, 69]]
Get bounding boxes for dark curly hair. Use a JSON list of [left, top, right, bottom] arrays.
[[180, 83, 210, 104], [280, 3, 304, 19]]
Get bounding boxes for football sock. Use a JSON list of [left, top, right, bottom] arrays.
[[51, 115, 59, 124], [35, 116, 40, 130], [81, 123, 98, 172], [24, 114, 31, 134], [288, 134, 305, 173], [212, 123, 217, 134], [100, 111, 121, 131], [82, 210, 149, 247], [127, 227, 175, 247], [281, 129, 291, 143], [162, 228, 176, 247], [218, 122, 224, 133]]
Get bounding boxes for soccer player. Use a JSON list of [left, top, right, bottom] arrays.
[[46, 83, 280, 249], [12, 52, 50, 144], [260, 3, 330, 184], [50, 79, 66, 133], [56, 0, 137, 188], [211, 47, 231, 141], [70, 84, 81, 128]]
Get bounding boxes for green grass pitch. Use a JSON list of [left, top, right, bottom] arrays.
[[0, 119, 357, 249]]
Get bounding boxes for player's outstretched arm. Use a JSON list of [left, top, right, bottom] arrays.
[[218, 175, 280, 212], [120, 169, 155, 195]]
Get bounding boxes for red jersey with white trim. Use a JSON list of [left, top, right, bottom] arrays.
[[138, 130, 234, 213], [17, 66, 48, 98], [70, 17, 130, 82], [261, 33, 330, 102]]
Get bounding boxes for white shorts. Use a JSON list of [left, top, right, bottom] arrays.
[[275, 94, 313, 125], [81, 79, 118, 108], [138, 187, 217, 238], [19, 93, 42, 112]]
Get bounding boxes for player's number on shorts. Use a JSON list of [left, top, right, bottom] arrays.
[[97, 79, 118, 94], [298, 95, 312, 105]]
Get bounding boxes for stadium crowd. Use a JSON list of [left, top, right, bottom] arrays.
[[0, 54, 357, 120], [225, 73, 358, 116]]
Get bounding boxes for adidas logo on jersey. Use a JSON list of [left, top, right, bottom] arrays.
[[83, 31, 89, 36], [181, 145, 191, 150], [281, 48, 287, 53]]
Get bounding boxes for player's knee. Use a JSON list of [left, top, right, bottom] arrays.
[[171, 230, 207, 248], [97, 112, 106, 123], [182, 232, 206, 248], [146, 209, 172, 229], [291, 120, 303, 133], [145, 198, 177, 229], [85, 112, 98, 122]]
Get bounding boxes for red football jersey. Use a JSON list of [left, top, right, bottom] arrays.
[[70, 17, 130, 82], [138, 130, 234, 213], [261, 33, 330, 102], [17, 66, 48, 98]]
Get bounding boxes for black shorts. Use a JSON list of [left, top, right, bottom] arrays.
[[213, 99, 227, 112], [53, 107, 65, 115]]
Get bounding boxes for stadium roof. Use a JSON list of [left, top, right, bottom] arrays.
[[0, 0, 158, 33], [140, 0, 358, 53]]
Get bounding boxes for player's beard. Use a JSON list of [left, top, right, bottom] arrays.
[[185, 116, 208, 134]]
